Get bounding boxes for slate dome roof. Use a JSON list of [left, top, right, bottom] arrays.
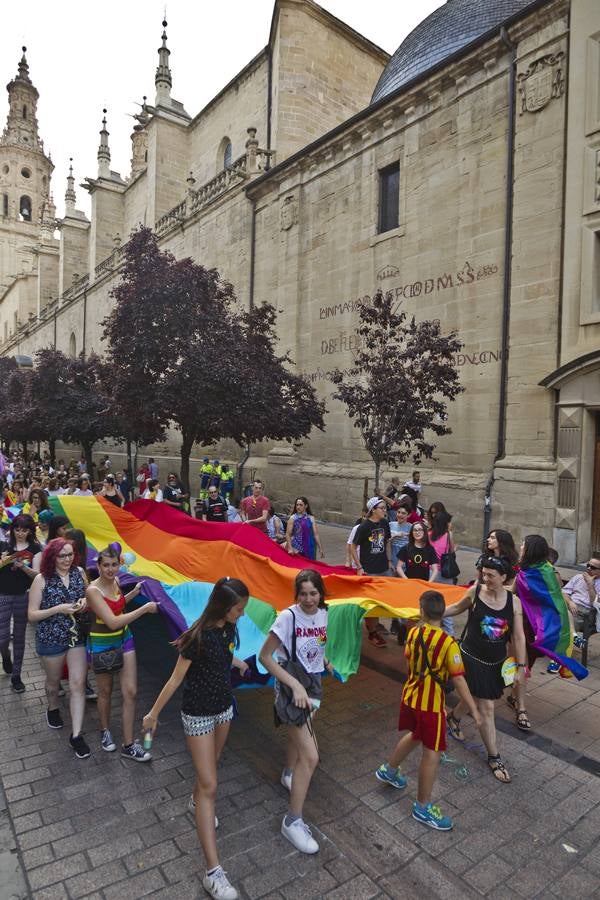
[[371, 0, 540, 104]]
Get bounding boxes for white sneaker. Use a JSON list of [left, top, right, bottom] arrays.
[[280, 770, 293, 792], [187, 794, 219, 828], [202, 866, 238, 900], [281, 816, 319, 854], [101, 729, 117, 752]]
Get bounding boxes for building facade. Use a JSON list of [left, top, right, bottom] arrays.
[[0, 0, 599, 562]]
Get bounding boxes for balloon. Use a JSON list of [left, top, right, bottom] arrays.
[[123, 551, 136, 566]]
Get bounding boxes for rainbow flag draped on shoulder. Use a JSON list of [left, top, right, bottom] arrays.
[[49, 496, 466, 681], [516, 562, 588, 680]]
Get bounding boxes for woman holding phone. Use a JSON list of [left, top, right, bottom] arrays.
[[28, 538, 90, 758]]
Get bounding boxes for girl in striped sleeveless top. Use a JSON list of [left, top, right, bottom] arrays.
[[85, 546, 158, 761]]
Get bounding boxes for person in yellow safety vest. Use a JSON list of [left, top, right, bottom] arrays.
[[220, 465, 235, 500], [199, 458, 213, 500], [209, 460, 222, 491]]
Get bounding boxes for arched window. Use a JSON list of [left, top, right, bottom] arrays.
[[22, 105, 27, 119], [2, 194, 8, 218], [69, 333, 76, 359], [19, 195, 31, 221]]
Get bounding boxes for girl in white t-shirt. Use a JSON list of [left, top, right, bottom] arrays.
[[259, 568, 332, 856]]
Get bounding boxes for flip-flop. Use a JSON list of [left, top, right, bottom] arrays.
[[447, 713, 465, 742], [488, 755, 511, 783]]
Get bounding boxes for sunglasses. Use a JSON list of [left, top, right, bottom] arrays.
[[586, 563, 600, 572]]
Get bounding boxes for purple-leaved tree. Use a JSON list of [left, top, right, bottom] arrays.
[[330, 289, 464, 491]]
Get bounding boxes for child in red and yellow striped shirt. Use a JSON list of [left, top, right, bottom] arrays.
[[375, 590, 480, 831]]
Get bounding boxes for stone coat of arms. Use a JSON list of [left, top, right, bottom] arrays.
[[517, 52, 565, 114], [280, 195, 298, 231]]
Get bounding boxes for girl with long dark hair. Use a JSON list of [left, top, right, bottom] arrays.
[[286, 497, 324, 559], [143, 577, 249, 900], [259, 569, 332, 856], [0, 514, 41, 691]]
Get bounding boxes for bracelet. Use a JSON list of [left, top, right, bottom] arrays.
[[516, 663, 526, 668]]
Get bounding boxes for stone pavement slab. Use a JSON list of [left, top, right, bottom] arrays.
[[1, 525, 600, 898]]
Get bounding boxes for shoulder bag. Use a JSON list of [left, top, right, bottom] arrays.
[[274, 609, 322, 727], [440, 532, 460, 580]]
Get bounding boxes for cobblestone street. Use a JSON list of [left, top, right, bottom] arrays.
[[1, 527, 600, 899]]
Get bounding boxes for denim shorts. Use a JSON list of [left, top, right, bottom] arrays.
[[35, 638, 85, 658]]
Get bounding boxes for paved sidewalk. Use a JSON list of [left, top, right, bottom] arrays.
[[2, 524, 600, 899]]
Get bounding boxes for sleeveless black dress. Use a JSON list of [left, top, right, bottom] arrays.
[[460, 586, 514, 699]]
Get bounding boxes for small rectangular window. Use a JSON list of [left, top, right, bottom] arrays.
[[2, 194, 7, 217], [378, 162, 400, 234]]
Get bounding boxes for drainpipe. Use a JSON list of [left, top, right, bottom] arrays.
[[266, 45, 273, 169], [483, 26, 516, 543], [82, 288, 87, 359], [248, 197, 256, 310]]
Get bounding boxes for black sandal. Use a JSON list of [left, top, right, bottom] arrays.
[[488, 755, 511, 783], [447, 713, 465, 742], [516, 710, 531, 731]]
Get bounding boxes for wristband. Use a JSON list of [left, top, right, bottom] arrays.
[[516, 663, 526, 668]]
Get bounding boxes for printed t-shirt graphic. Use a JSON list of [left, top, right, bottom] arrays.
[[271, 605, 327, 673], [353, 519, 391, 574]]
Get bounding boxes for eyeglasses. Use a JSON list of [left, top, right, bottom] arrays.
[[586, 563, 600, 572], [57, 552, 74, 559]]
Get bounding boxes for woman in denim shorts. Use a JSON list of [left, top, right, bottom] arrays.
[[143, 577, 249, 900], [28, 538, 90, 759]]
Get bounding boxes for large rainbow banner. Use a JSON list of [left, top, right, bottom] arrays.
[[47, 496, 466, 681]]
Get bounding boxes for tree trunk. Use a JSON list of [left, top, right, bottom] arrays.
[[82, 441, 94, 482], [21, 441, 27, 461], [374, 458, 381, 495], [126, 438, 133, 487], [48, 439, 56, 466], [179, 428, 195, 495]]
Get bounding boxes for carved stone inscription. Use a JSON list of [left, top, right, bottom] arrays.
[[319, 259, 499, 320]]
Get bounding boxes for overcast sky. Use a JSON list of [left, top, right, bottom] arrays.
[[3, 0, 444, 218]]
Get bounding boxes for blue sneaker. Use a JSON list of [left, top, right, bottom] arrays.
[[412, 801, 453, 831], [573, 634, 585, 649], [547, 661, 560, 673], [375, 763, 407, 789]]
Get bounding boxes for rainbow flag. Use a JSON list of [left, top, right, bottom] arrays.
[[48, 496, 466, 681], [516, 562, 588, 680]]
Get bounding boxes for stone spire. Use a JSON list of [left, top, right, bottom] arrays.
[[65, 158, 76, 214], [97, 109, 111, 178], [155, 19, 173, 107], [16, 47, 32, 85], [1, 46, 43, 151]]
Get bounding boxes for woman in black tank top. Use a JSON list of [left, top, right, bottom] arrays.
[[442, 557, 527, 784]]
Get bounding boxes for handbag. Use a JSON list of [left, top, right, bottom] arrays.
[[274, 610, 322, 728], [440, 533, 460, 580], [92, 647, 124, 674]]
